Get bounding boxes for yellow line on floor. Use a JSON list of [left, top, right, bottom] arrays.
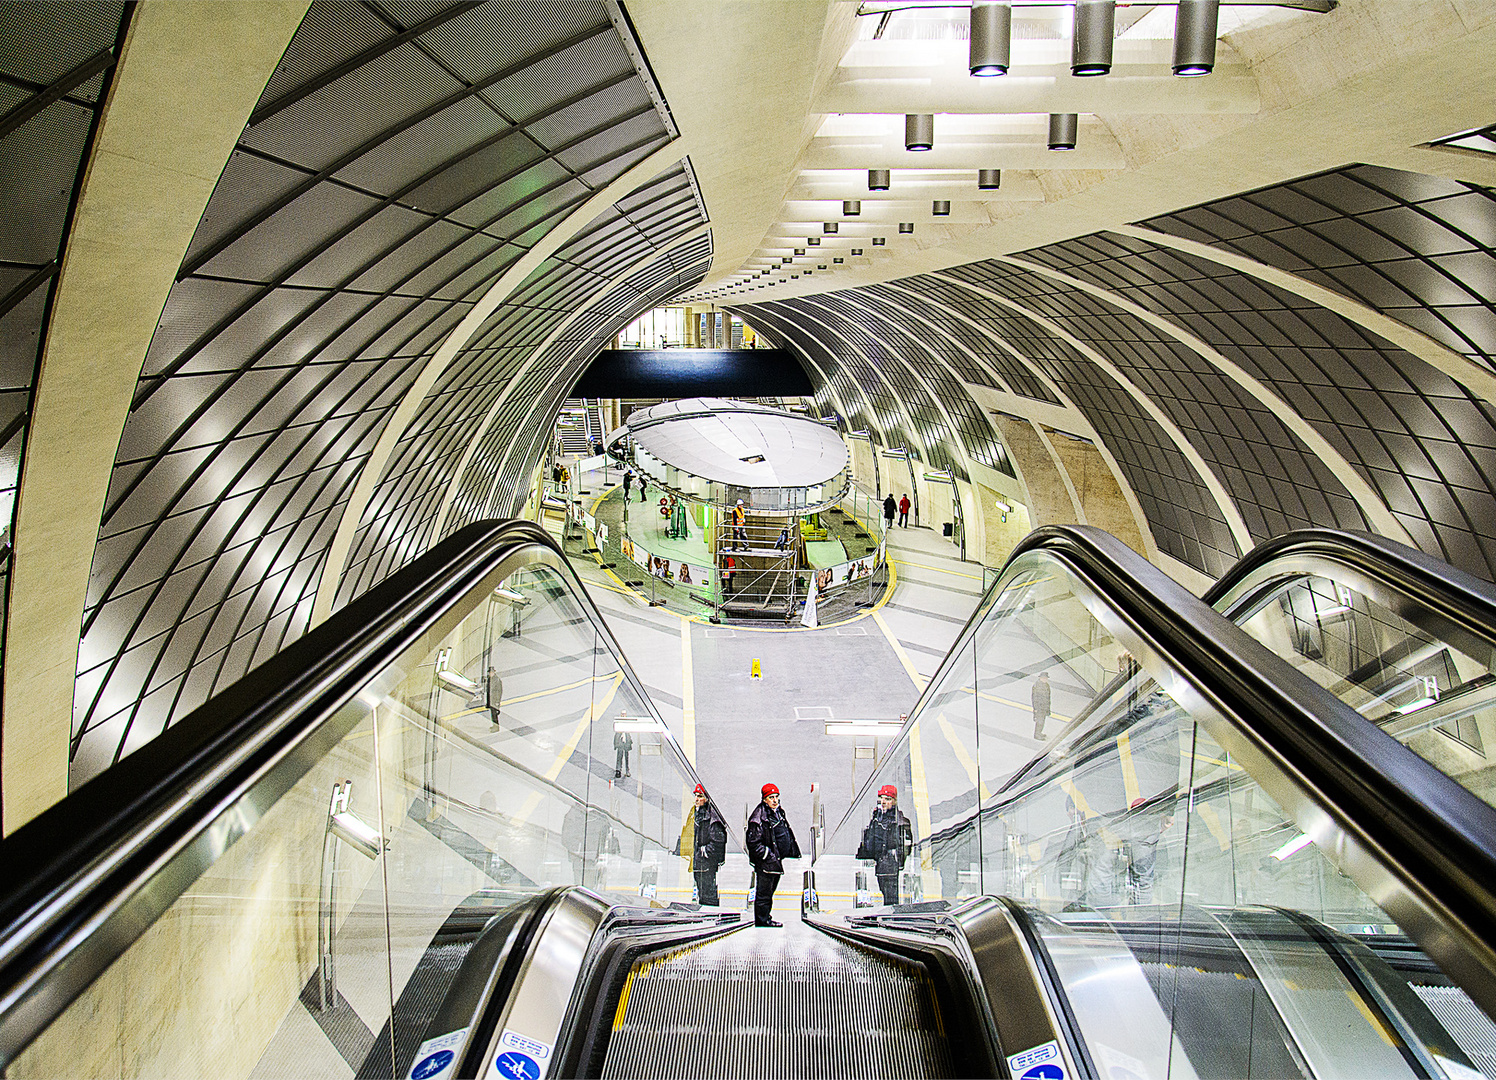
[[891, 559, 983, 581], [681, 621, 695, 765], [872, 607, 927, 690], [936, 712, 991, 800], [513, 671, 623, 824], [441, 673, 610, 722], [959, 685, 1072, 727]]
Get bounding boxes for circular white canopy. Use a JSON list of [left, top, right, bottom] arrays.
[[620, 398, 847, 499]]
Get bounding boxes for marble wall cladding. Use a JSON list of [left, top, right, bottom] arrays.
[[1042, 431, 1149, 559], [976, 480, 1033, 569], [10, 713, 385, 1080]]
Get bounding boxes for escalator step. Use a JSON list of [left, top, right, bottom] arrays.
[[601, 928, 952, 1079], [1415, 985, 1496, 1077]]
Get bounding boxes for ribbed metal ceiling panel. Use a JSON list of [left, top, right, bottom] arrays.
[[69, 0, 680, 782]]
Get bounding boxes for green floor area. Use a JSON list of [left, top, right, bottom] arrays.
[[804, 539, 846, 568]]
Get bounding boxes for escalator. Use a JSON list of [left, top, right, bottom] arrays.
[[1, 521, 1495, 1078]]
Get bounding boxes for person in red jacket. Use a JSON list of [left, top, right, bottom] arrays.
[[897, 493, 911, 527], [745, 783, 800, 927]]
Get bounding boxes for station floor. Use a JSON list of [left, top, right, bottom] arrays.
[[554, 508, 1000, 857]]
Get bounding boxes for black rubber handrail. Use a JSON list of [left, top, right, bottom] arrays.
[[0, 519, 710, 1065], [1204, 528, 1496, 645], [820, 525, 1496, 1021]]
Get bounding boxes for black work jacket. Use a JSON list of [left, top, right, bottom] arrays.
[[746, 802, 800, 873], [858, 806, 913, 877]]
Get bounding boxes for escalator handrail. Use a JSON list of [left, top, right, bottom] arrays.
[[0, 519, 716, 1065], [1203, 527, 1496, 644], [817, 524, 1496, 1021]]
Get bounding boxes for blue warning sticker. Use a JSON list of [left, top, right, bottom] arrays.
[[492, 1051, 540, 1080], [1008, 1040, 1066, 1080], [487, 1029, 553, 1080], [406, 1028, 468, 1080]]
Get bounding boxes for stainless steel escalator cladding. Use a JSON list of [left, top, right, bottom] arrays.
[[0, 521, 738, 1080], [813, 524, 1496, 1079]]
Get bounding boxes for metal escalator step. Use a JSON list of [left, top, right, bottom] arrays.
[[1415, 985, 1496, 1077], [601, 930, 953, 1079]]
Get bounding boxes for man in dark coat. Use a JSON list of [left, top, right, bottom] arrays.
[[745, 782, 800, 927], [613, 729, 633, 777], [1032, 670, 1052, 740], [883, 493, 897, 530], [858, 784, 913, 906], [485, 666, 502, 730], [678, 783, 729, 906]]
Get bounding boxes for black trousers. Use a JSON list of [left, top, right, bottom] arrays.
[[877, 874, 899, 907], [695, 869, 719, 907], [754, 871, 781, 924], [615, 749, 629, 775]]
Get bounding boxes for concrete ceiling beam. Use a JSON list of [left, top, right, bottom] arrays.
[[819, 70, 1259, 115]]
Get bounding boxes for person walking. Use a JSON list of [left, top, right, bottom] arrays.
[[622, 469, 632, 499], [746, 783, 800, 927], [857, 785, 913, 906], [883, 493, 896, 530], [897, 493, 911, 528], [1032, 670, 1052, 740], [485, 666, 502, 731], [677, 784, 729, 906], [613, 728, 633, 777], [638, 475, 648, 503]]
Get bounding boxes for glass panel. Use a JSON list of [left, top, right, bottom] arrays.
[[1234, 573, 1496, 810], [816, 550, 1489, 1080], [11, 550, 718, 1080]]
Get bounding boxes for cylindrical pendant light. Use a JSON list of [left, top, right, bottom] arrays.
[[843, 200, 861, 216], [932, 201, 951, 216], [807, 237, 821, 246], [851, 248, 864, 255], [898, 222, 914, 234], [1173, 0, 1219, 76], [905, 113, 934, 152], [868, 169, 891, 191], [824, 222, 838, 234], [794, 247, 806, 255], [978, 169, 1002, 190], [1071, 0, 1115, 77], [834, 257, 844, 264], [1048, 113, 1078, 150], [969, 2, 1012, 76], [872, 237, 886, 247], [818, 265, 827, 270]]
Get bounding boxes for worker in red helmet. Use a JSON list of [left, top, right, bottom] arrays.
[[676, 783, 728, 906], [745, 782, 800, 927], [856, 784, 913, 907]]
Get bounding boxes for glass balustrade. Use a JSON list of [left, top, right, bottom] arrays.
[[6, 540, 727, 1080], [813, 543, 1489, 1080]]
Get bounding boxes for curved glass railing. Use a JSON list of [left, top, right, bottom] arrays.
[[812, 525, 1496, 1078], [1207, 529, 1496, 813], [0, 521, 734, 1079]]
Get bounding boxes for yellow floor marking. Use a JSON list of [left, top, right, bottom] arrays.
[[873, 609, 927, 690], [681, 621, 695, 766], [959, 685, 1073, 726], [441, 672, 610, 723], [892, 559, 983, 581], [935, 713, 991, 800], [1346, 989, 1399, 1047], [513, 672, 623, 824], [1118, 729, 1141, 806], [906, 720, 941, 896], [1197, 802, 1231, 851]]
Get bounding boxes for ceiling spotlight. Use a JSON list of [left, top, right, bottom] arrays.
[[932, 200, 950, 216], [905, 114, 934, 152], [1173, 0, 1219, 76], [818, 265, 828, 270], [872, 238, 886, 247], [824, 222, 838, 234], [843, 200, 861, 216], [851, 248, 863, 255], [978, 169, 1002, 190], [795, 248, 806, 255], [834, 257, 844, 264], [1048, 113, 1078, 150], [807, 237, 821, 246], [868, 169, 891, 191], [969, 1, 1011, 76], [1071, 0, 1115, 77]]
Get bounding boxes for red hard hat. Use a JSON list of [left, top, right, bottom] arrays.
[[693, 784, 707, 796], [762, 783, 779, 798], [878, 785, 898, 799]]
